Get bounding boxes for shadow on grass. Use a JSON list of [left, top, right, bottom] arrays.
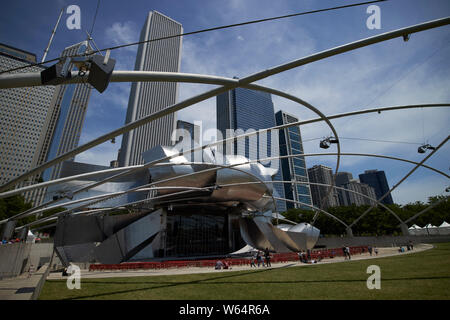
[[55, 267, 275, 300], [51, 271, 450, 300]]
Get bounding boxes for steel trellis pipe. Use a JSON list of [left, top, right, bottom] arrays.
[[1, 17, 448, 192], [0, 78, 342, 225], [268, 195, 349, 228], [16, 189, 203, 230], [5, 147, 450, 225], [223, 180, 405, 224], [1, 104, 448, 201], [349, 135, 449, 228], [402, 195, 450, 226], [15, 161, 280, 229]]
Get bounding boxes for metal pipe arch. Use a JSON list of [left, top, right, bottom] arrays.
[[2, 16, 448, 192]]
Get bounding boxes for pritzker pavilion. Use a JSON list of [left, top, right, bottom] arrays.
[[0, 17, 449, 265]]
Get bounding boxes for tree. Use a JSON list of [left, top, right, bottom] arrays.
[[278, 196, 450, 236], [0, 195, 66, 237]]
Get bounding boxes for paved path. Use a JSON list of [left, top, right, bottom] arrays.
[[0, 265, 47, 300], [45, 244, 433, 280]]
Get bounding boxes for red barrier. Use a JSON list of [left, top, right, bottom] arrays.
[[88, 245, 369, 271]]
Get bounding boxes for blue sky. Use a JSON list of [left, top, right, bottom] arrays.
[[1, 0, 449, 205]]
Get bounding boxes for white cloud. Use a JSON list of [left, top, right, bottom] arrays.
[[391, 174, 448, 205], [104, 21, 139, 51], [75, 138, 121, 167], [77, 4, 449, 205]]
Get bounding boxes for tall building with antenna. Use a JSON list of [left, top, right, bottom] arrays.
[[27, 40, 93, 205], [118, 11, 183, 166], [42, 40, 93, 183]]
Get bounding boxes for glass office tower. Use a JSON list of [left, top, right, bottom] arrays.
[[118, 11, 183, 167], [217, 87, 286, 212], [275, 110, 313, 210], [359, 169, 394, 205], [42, 41, 93, 183]]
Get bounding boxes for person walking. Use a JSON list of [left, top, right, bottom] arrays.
[[264, 248, 271, 267], [342, 246, 347, 260], [374, 247, 379, 256], [250, 255, 257, 267], [368, 245, 373, 256], [256, 251, 265, 267], [215, 260, 224, 270], [346, 246, 351, 260], [28, 264, 35, 278], [306, 249, 311, 262]]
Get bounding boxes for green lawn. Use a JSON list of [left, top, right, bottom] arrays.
[[39, 243, 450, 300]]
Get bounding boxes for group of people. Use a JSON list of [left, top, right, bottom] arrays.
[[1, 237, 22, 245], [399, 240, 414, 253], [216, 242, 412, 270], [214, 260, 231, 270], [1, 237, 41, 245], [406, 240, 414, 251], [250, 248, 272, 268], [297, 249, 322, 264], [367, 245, 379, 256]]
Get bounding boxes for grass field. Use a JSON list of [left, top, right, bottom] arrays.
[[39, 243, 450, 300]]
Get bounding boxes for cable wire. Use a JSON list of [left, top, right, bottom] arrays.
[[339, 137, 422, 145], [302, 136, 422, 145], [364, 35, 450, 109], [0, 0, 387, 75], [89, 0, 101, 37]]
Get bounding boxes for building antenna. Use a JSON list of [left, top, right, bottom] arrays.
[[84, 0, 102, 57], [41, 7, 64, 63]]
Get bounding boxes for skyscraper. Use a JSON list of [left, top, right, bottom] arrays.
[[216, 87, 286, 212], [359, 169, 394, 205], [42, 41, 93, 183], [0, 43, 56, 190], [335, 172, 377, 206], [307, 165, 340, 209], [118, 11, 183, 167], [275, 110, 313, 210]]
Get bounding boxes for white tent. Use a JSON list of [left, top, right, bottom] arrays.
[[230, 244, 258, 255], [425, 224, 440, 235], [438, 221, 450, 235], [408, 224, 422, 236]]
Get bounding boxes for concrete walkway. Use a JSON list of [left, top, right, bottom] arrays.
[[45, 243, 433, 280], [0, 264, 48, 300]]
